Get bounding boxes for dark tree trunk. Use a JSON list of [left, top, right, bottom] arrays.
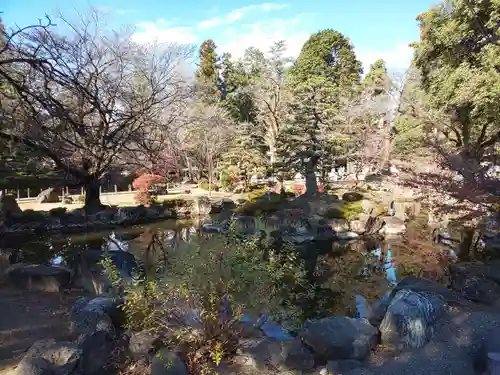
[[305, 159, 318, 196], [84, 175, 103, 213], [458, 226, 475, 260]]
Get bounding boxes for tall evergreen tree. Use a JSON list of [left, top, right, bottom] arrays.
[[278, 29, 362, 194], [195, 39, 222, 103]]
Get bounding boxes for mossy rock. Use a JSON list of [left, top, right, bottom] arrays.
[[236, 195, 283, 216], [320, 201, 364, 221], [342, 191, 364, 202]]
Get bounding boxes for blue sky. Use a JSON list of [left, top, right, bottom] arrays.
[[2, 0, 438, 73]]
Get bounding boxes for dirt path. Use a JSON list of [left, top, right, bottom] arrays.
[[0, 286, 81, 373]]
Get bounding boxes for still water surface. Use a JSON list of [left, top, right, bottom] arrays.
[[1, 219, 418, 318]]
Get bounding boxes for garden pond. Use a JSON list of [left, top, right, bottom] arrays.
[[0, 217, 446, 320]]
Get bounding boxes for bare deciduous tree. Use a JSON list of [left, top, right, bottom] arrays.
[[180, 103, 235, 195], [252, 41, 291, 167], [0, 11, 192, 211]]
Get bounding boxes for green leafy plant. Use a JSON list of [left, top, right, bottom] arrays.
[[105, 227, 310, 375]]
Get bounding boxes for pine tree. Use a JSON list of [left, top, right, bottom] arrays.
[[195, 39, 222, 103], [278, 29, 362, 194]]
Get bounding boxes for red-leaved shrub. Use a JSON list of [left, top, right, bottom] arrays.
[[133, 174, 164, 206], [293, 182, 306, 195], [132, 174, 164, 191]]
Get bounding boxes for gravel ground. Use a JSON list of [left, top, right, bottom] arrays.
[[365, 306, 500, 375]]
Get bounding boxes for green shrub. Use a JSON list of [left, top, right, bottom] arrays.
[[76, 194, 85, 203], [247, 187, 268, 202], [103, 232, 309, 374], [320, 201, 363, 221]]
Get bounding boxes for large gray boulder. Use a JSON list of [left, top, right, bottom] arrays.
[[69, 296, 123, 336], [36, 188, 60, 203], [300, 316, 379, 361], [115, 206, 148, 224], [129, 330, 162, 360], [77, 330, 115, 375], [0, 191, 21, 219], [379, 289, 445, 349], [237, 337, 314, 372], [13, 339, 81, 375]]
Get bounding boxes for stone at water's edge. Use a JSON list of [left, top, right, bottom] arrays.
[[78, 330, 115, 375], [328, 218, 350, 233], [191, 196, 212, 215], [36, 187, 60, 203], [13, 339, 82, 375], [69, 296, 124, 336], [300, 316, 379, 361], [0, 191, 21, 219], [379, 289, 445, 349], [70, 249, 139, 295], [129, 330, 161, 360], [237, 337, 315, 372], [379, 216, 406, 237], [6, 263, 72, 292]]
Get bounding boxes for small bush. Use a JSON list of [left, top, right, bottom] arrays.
[[198, 181, 219, 191], [320, 201, 363, 221], [132, 174, 165, 191], [247, 187, 268, 202], [49, 207, 67, 218], [372, 204, 387, 216], [76, 194, 85, 203], [103, 232, 310, 375]]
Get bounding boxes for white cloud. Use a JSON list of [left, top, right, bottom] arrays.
[[131, 20, 198, 44], [197, 2, 288, 30], [130, 4, 413, 77], [217, 15, 309, 59], [355, 43, 414, 74]]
